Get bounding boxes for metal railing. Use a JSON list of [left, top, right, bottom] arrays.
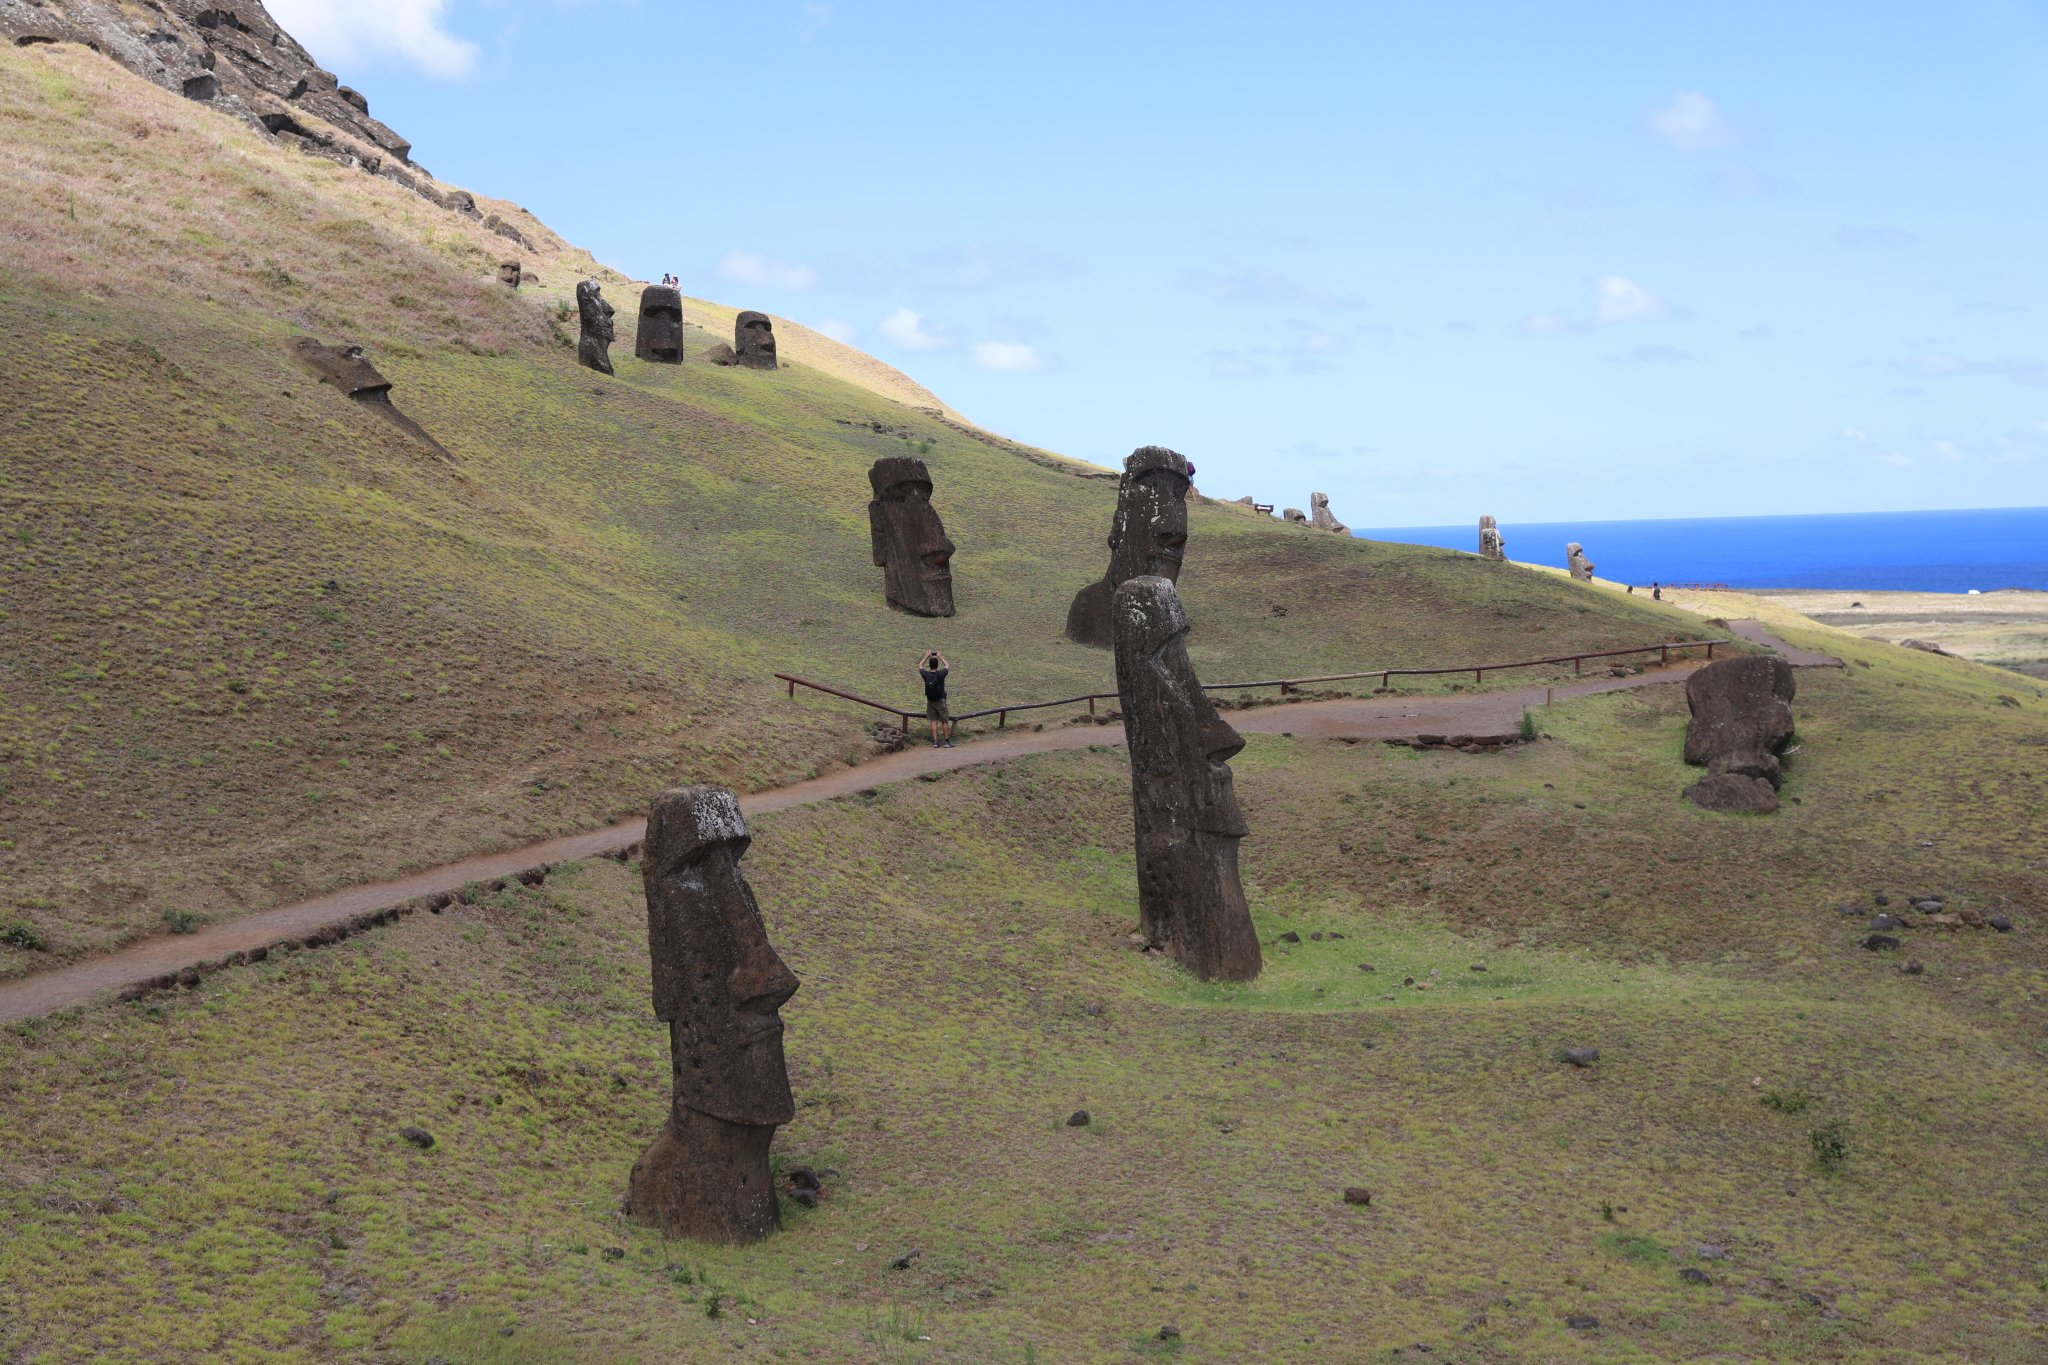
[[774, 636, 1727, 738]]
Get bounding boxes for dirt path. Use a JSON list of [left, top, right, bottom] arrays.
[[1727, 618, 1845, 668], [0, 659, 1710, 1023]]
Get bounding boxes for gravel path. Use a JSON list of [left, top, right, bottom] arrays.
[[0, 658, 1711, 1023], [1727, 618, 1845, 668]]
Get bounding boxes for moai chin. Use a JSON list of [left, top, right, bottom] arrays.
[[576, 280, 616, 376], [734, 311, 778, 370], [1566, 542, 1596, 581], [624, 785, 799, 1245], [1309, 493, 1348, 534], [868, 457, 956, 617], [1113, 576, 1261, 982], [1064, 446, 1190, 649], [1479, 515, 1506, 561], [636, 285, 685, 364]]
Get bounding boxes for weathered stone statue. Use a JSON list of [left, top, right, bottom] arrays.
[[576, 280, 616, 376], [1566, 542, 1595, 581], [496, 260, 522, 288], [1479, 515, 1506, 561], [636, 285, 685, 364], [868, 457, 956, 617], [1113, 576, 1261, 982], [285, 336, 450, 458], [734, 311, 778, 370], [1283, 507, 1308, 525], [1681, 656, 1796, 813], [1310, 493, 1348, 534], [624, 786, 800, 1244], [1065, 447, 1191, 649]]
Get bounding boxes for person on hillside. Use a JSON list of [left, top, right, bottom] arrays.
[[1653, 582, 1663, 601], [918, 650, 954, 748]]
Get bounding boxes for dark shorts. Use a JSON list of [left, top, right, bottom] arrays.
[[926, 698, 950, 723]]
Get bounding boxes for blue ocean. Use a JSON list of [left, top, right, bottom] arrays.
[[1346, 506, 2048, 594]]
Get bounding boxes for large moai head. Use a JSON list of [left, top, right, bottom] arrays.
[[734, 311, 778, 370], [636, 285, 685, 364], [576, 280, 616, 376], [1112, 575, 1261, 983], [1309, 492, 1348, 534], [1566, 542, 1595, 580], [1479, 514, 1505, 561], [867, 456, 956, 617], [626, 785, 799, 1243], [1107, 446, 1191, 586]]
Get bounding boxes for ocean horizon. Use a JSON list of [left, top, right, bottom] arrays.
[[1345, 506, 2048, 594]]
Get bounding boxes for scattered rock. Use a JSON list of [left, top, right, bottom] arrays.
[[1358, 963, 1376, 972], [602, 1246, 624, 1261], [1277, 931, 1301, 944], [1679, 1268, 1711, 1285], [1902, 959, 1925, 975], [1309, 931, 1325, 941], [783, 1164, 820, 1191], [1573, 801, 1587, 809], [1065, 1110, 1091, 1127], [1922, 914, 1962, 929], [1862, 934, 1901, 951], [1694, 1243, 1726, 1260], [1913, 899, 1943, 913], [1956, 907, 1988, 928], [789, 1189, 818, 1209], [1327, 931, 1345, 939], [1402, 976, 1416, 987], [890, 1249, 923, 1270], [1342, 1187, 1372, 1205], [1989, 914, 2013, 932], [1156, 1325, 1181, 1341], [398, 1126, 435, 1150], [1564, 1314, 1600, 1331], [1683, 773, 1779, 813], [1469, 963, 1488, 972], [1873, 892, 1891, 906], [1083, 1003, 1104, 1017], [1561, 1048, 1600, 1067], [1870, 914, 1908, 932]]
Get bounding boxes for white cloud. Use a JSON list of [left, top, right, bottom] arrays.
[[716, 252, 818, 292], [1649, 91, 1737, 151], [811, 318, 857, 344], [1188, 267, 1365, 309], [970, 341, 1049, 374], [1876, 452, 1914, 467], [1208, 353, 1270, 379], [1594, 275, 1668, 323], [878, 308, 955, 351], [1932, 440, 1966, 463], [1840, 427, 1868, 443], [267, 0, 477, 79]]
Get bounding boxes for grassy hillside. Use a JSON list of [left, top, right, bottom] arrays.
[[0, 40, 1716, 970]]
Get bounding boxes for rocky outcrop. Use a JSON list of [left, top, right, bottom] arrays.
[[1681, 655, 1796, 814]]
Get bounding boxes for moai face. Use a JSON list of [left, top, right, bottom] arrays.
[[286, 337, 392, 399], [644, 786, 798, 1127], [497, 260, 522, 288], [1107, 446, 1190, 586], [1112, 575, 1260, 983], [867, 457, 956, 617], [734, 311, 778, 370], [576, 280, 616, 375], [636, 285, 685, 364]]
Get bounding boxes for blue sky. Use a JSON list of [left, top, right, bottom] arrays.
[[272, 0, 2048, 525]]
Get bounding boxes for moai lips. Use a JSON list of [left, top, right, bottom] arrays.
[[868, 457, 956, 617], [625, 786, 799, 1244], [1065, 446, 1191, 649], [576, 280, 616, 375], [635, 286, 684, 364], [1113, 576, 1261, 982]]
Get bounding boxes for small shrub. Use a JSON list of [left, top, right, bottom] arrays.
[[162, 908, 199, 934], [1596, 1231, 1668, 1265], [703, 1295, 723, 1320], [1809, 1120, 1849, 1169], [1518, 710, 1538, 741], [1760, 1091, 1809, 1114], [0, 920, 47, 951]]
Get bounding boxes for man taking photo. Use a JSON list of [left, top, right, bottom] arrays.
[[918, 650, 954, 748]]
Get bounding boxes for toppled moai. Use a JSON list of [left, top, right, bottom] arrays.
[[1065, 446, 1191, 649], [734, 311, 778, 370], [1566, 542, 1596, 581], [636, 285, 685, 364], [284, 336, 450, 458], [868, 457, 956, 617], [624, 786, 800, 1244], [1113, 575, 1262, 982], [577, 280, 616, 375], [1681, 655, 1796, 813], [1479, 515, 1506, 561], [1310, 493, 1348, 534]]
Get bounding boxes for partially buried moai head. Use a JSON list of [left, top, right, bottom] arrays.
[[734, 311, 777, 370], [635, 285, 684, 364], [576, 280, 615, 340], [1107, 446, 1191, 586], [643, 786, 798, 1126], [868, 456, 954, 612]]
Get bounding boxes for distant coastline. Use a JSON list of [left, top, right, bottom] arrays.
[[1347, 506, 2048, 594]]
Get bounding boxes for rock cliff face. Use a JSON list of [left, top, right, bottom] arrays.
[[0, 0, 453, 202]]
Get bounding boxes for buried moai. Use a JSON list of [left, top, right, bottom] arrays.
[[1113, 575, 1262, 982], [635, 285, 685, 364], [623, 786, 800, 1244], [1680, 655, 1796, 813], [1065, 446, 1191, 649], [868, 456, 956, 617], [735, 311, 778, 369], [285, 336, 450, 458], [1309, 493, 1348, 534], [1479, 515, 1506, 561], [1566, 542, 1596, 581], [576, 280, 616, 375]]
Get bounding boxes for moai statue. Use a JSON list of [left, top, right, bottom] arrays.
[[868, 457, 956, 617], [624, 786, 800, 1244], [284, 337, 451, 458], [1478, 515, 1506, 561], [1309, 493, 1348, 534], [1566, 542, 1595, 581], [1283, 507, 1308, 525], [576, 280, 616, 376], [734, 311, 778, 370], [1112, 576, 1262, 982], [1681, 657, 1796, 814], [496, 260, 522, 288], [1064, 446, 1191, 649], [636, 285, 685, 364]]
